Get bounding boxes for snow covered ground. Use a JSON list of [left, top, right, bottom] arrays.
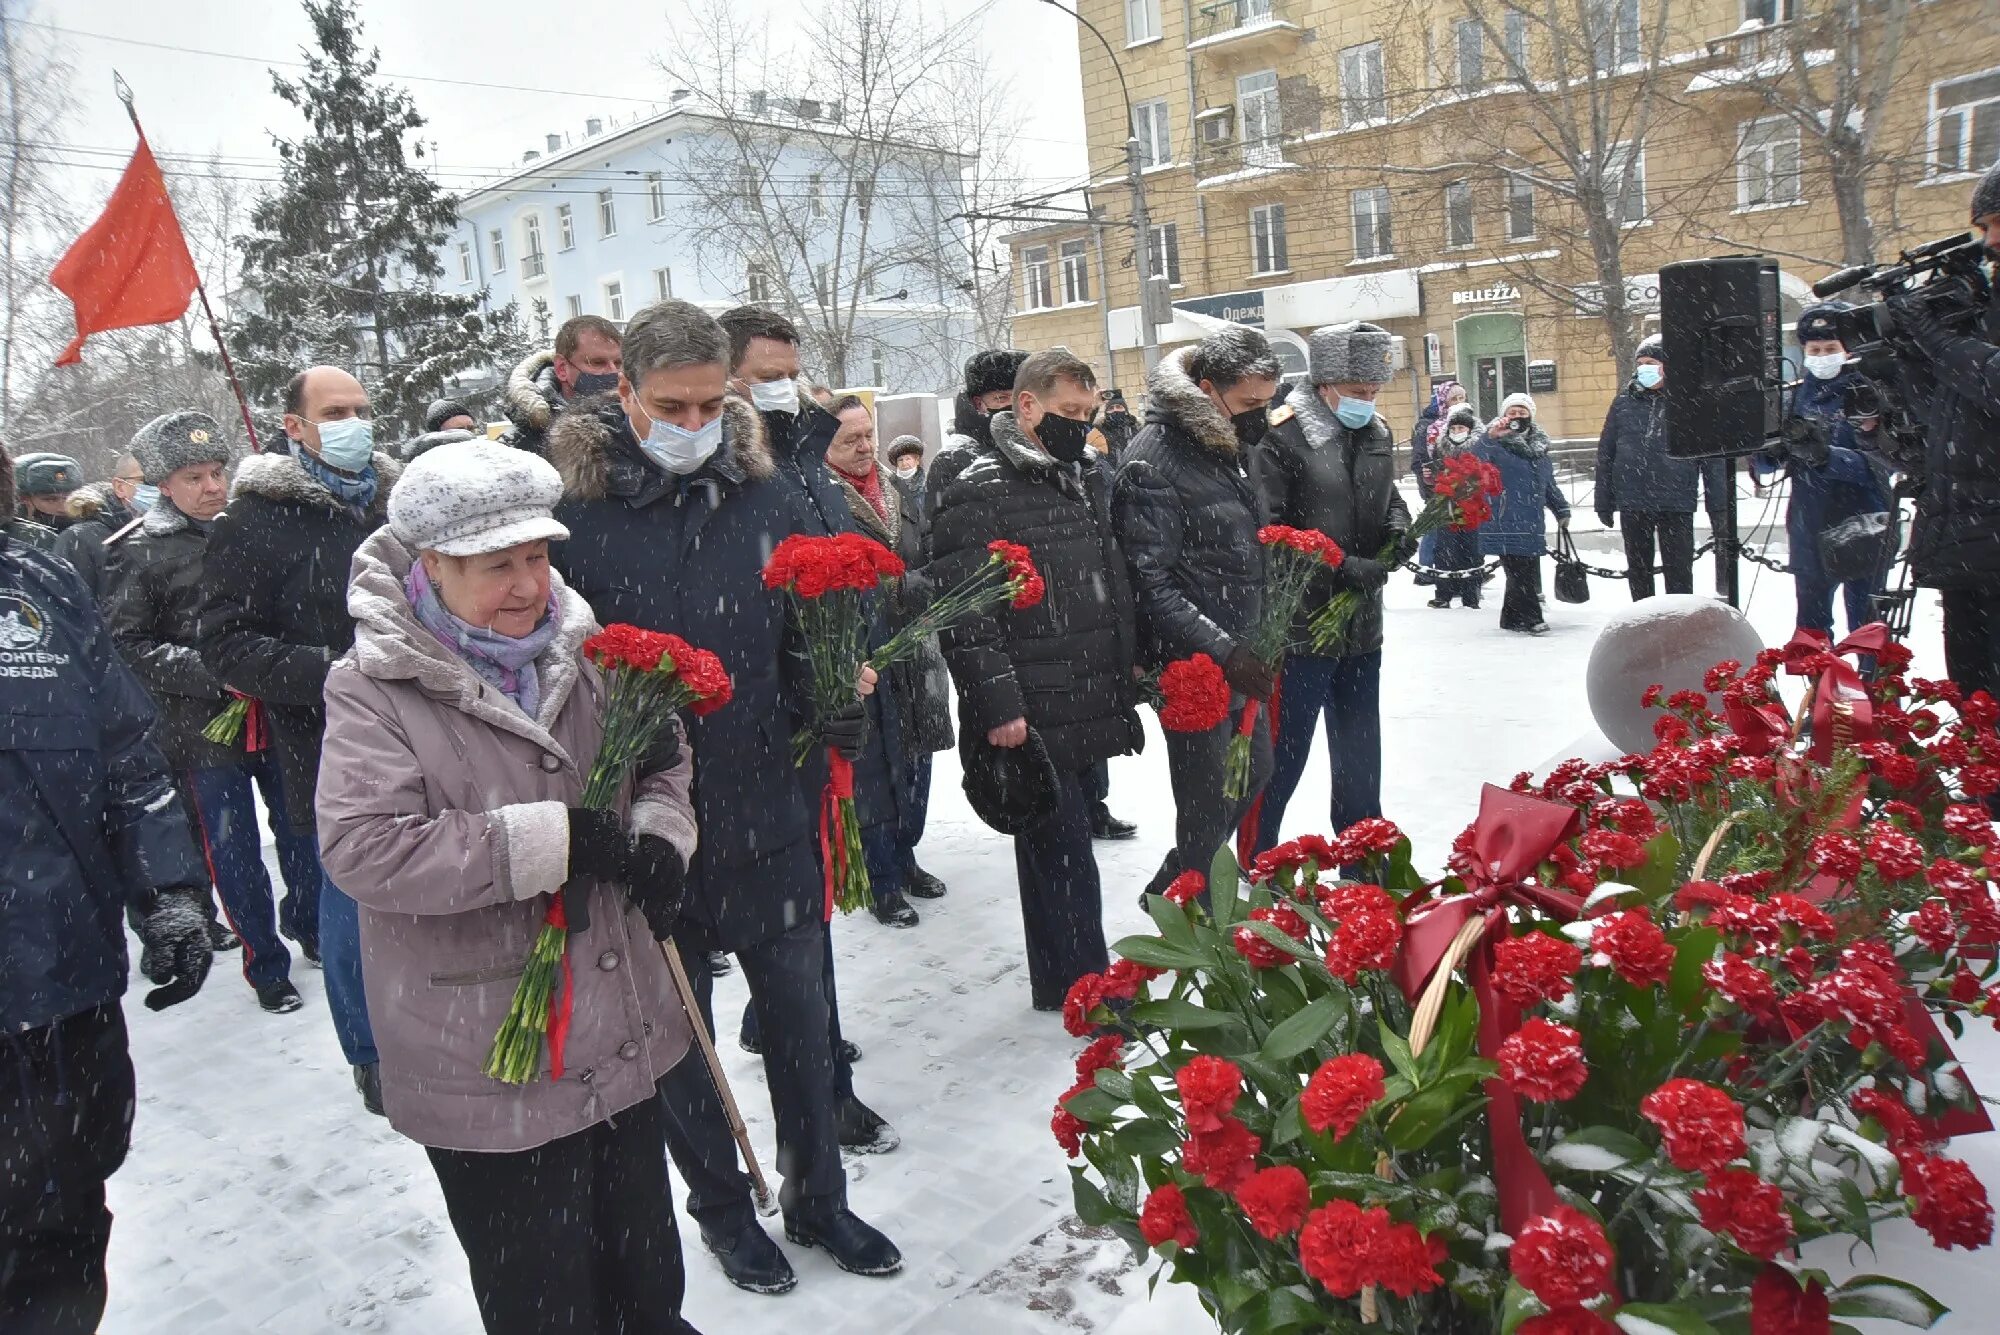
[[104, 510, 2000, 1334]]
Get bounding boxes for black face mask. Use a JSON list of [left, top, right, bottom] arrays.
[[1037, 412, 1094, 463], [1230, 407, 1270, 449]]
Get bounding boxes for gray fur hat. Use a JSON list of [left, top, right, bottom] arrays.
[[131, 411, 232, 484], [1972, 158, 2000, 226], [12, 452, 82, 496], [389, 439, 569, 557], [1308, 322, 1394, 387]]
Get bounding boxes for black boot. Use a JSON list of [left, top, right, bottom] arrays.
[[353, 1062, 385, 1117], [838, 1038, 863, 1064], [784, 1206, 903, 1277], [257, 979, 303, 1014], [706, 950, 732, 978], [837, 1095, 901, 1153], [871, 890, 919, 928], [1090, 806, 1138, 840], [905, 865, 947, 899], [210, 920, 242, 952], [701, 1221, 797, 1295]]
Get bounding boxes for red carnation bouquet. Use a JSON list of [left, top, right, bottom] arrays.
[[1307, 451, 1501, 651], [1224, 526, 1344, 799], [484, 623, 732, 1085], [1152, 653, 1233, 733]]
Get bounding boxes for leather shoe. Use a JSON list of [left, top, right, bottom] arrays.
[[701, 1221, 797, 1295], [784, 1206, 903, 1277], [837, 1095, 901, 1153], [905, 865, 947, 898], [353, 1063, 385, 1118], [1090, 807, 1137, 841], [872, 891, 919, 928], [705, 950, 732, 977]]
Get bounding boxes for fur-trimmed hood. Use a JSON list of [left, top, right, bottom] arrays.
[[545, 394, 773, 503], [502, 349, 563, 432], [65, 482, 128, 523], [229, 447, 402, 518], [830, 466, 899, 547], [1144, 345, 1239, 457], [139, 499, 201, 538], [988, 409, 1062, 477]]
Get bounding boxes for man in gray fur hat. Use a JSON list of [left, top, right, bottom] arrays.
[[1250, 322, 1411, 854]]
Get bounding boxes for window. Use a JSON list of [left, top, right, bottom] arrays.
[[1738, 117, 1802, 208], [1134, 99, 1172, 169], [735, 163, 758, 202], [748, 262, 774, 304], [456, 239, 473, 283], [1148, 222, 1182, 285], [1060, 239, 1090, 303], [1454, 20, 1484, 93], [1599, 142, 1646, 224], [1022, 245, 1054, 310], [520, 214, 545, 279], [488, 227, 505, 272], [1446, 180, 1475, 248], [597, 188, 618, 237], [1125, 0, 1160, 44], [808, 172, 825, 220], [1350, 187, 1393, 260], [654, 267, 673, 301], [556, 204, 575, 250], [1742, 0, 1795, 23], [564, 294, 583, 319], [1591, 0, 1640, 72], [1504, 10, 1530, 75], [1339, 42, 1387, 126], [646, 172, 666, 222], [1933, 69, 2000, 176], [1506, 174, 1537, 239], [603, 279, 625, 322], [856, 177, 874, 223], [1237, 69, 1282, 165], [1250, 203, 1288, 274]]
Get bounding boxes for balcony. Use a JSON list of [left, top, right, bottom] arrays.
[[1189, 0, 1302, 61], [1686, 20, 1832, 94], [1195, 136, 1303, 193], [520, 251, 547, 281]]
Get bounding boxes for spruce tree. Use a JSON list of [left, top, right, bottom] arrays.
[[233, 0, 522, 437]]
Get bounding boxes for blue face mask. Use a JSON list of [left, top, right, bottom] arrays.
[[1635, 364, 1664, 390], [312, 417, 376, 473], [130, 484, 159, 513], [635, 407, 724, 475], [1335, 396, 1376, 430]]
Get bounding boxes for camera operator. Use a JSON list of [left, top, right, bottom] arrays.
[[1749, 303, 1897, 638], [1885, 162, 2000, 712]]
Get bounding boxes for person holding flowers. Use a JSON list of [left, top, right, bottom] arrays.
[[929, 348, 1142, 1015], [315, 440, 703, 1335], [1249, 322, 1411, 853], [547, 299, 901, 1296]]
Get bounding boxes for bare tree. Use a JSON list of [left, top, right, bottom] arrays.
[[0, 6, 76, 428]]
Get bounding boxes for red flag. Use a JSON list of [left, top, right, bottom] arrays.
[[49, 136, 198, 367]]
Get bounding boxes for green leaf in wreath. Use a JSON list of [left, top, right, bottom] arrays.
[[1260, 993, 1348, 1063], [1614, 1301, 1721, 1334], [1113, 935, 1209, 971], [1544, 1125, 1653, 1175], [1669, 926, 1722, 1017], [1208, 844, 1244, 929], [1069, 1165, 1121, 1227], [1115, 1118, 1183, 1158], [1148, 891, 1203, 952], [1062, 1086, 1125, 1124], [1826, 1275, 1949, 1326]]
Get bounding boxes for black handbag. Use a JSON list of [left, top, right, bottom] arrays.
[[1819, 510, 1894, 586], [1553, 531, 1590, 604]]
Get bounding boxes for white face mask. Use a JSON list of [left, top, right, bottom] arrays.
[[1804, 353, 1847, 381], [895, 462, 919, 479], [1447, 428, 1471, 443], [633, 405, 724, 475], [749, 377, 799, 415]]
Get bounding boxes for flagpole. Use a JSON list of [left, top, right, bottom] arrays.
[[113, 73, 263, 453]]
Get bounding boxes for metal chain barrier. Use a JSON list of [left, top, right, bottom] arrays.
[[1401, 538, 1795, 584]]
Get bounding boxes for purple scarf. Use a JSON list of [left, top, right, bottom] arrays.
[[405, 561, 560, 719]]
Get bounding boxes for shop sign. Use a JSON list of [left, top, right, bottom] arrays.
[[1571, 273, 1662, 316], [1173, 289, 1265, 328], [1451, 284, 1519, 306], [1527, 361, 1558, 393]]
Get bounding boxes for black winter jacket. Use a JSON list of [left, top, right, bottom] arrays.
[[1594, 382, 1730, 519], [923, 393, 996, 522], [52, 485, 137, 600], [1, 535, 206, 1031], [196, 448, 401, 826], [105, 503, 243, 771], [929, 411, 1141, 772], [1256, 391, 1413, 658], [1113, 345, 1265, 669], [1897, 296, 2000, 588]]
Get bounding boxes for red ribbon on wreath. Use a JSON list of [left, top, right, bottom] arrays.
[[821, 749, 856, 922], [1783, 623, 1892, 764], [544, 890, 575, 1080]]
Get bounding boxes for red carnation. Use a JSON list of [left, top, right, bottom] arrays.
[[1158, 654, 1232, 732], [1852, 1087, 1934, 1153], [1062, 973, 1106, 1037], [1867, 824, 1927, 880], [1520, 1312, 1619, 1335], [1182, 1117, 1261, 1191], [1590, 909, 1675, 987], [1702, 953, 1779, 1018], [1751, 1265, 1830, 1335], [1640, 1078, 1746, 1172], [1694, 1167, 1793, 1259], [1164, 870, 1206, 906], [1175, 1055, 1244, 1135], [985, 539, 1046, 609], [1496, 1017, 1588, 1102], [1101, 957, 1164, 1001], [1901, 1151, 1994, 1250], [1257, 524, 1345, 568], [1510, 1207, 1614, 1309], [1234, 905, 1307, 968], [1492, 932, 1583, 1006], [1301, 1052, 1386, 1140], [1138, 1183, 1199, 1249], [1074, 1034, 1124, 1082], [1580, 827, 1648, 871], [1942, 804, 1994, 844], [1641, 683, 1665, 708], [1325, 910, 1402, 983], [1051, 1087, 1087, 1158], [1318, 881, 1397, 921], [1298, 1200, 1442, 1299], [1342, 817, 1405, 854], [1234, 1164, 1311, 1239], [1808, 831, 1864, 880], [680, 647, 735, 715]]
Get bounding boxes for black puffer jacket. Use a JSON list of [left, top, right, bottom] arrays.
[[1897, 294, 2000, 588], [1256, 390, 1412, 658], [196, 448, 401, 826], [1594, 382, 1730, 519], [929, 410, 1141, 772], [52, 484, 137, 599], [105, 502, 243, 771], [1113, 345, 1264, 669], [923, 393, 995, 522]]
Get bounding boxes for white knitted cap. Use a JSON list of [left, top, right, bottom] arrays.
[[388, 440, 569, 557]]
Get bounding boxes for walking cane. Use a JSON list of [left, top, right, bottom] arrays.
[[658, 940, 780, 1217]]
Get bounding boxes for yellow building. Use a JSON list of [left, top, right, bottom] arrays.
[[1007, 0, 2000, 440]]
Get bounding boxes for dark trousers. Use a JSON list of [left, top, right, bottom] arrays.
[[1146, 704, 1275, 897], [1794, 567, 1883, 638], [1619, 510, 1696, 600], [664, 918, 846, 1235], [1087, 759, 1110, 809], [186, 753, 321, 990], [1498, 554, 1546, 630], [899, 753, 933, 871], [737, 925, 856, 1101], [1943, 587, 2000, 815], [318, 872, 377, 1066], [1254, 652, 1383, 854], [427, 1085, 700, 1335], [1013, 764, 1111, 1009], [0, 1005, 133, 1335]]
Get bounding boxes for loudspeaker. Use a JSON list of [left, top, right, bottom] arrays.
[[1659, 257, 1782, 459]]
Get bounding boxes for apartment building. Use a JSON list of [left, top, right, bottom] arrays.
[[1009, 0, 2000, 439]]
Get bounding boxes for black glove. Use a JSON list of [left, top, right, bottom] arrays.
[[1337, 556, 1390, 592], [822, 699, 869, 761], [1597, 510, 1615, 529], [1391, 531, 1417, 564], [1887, 290, 1949, 351], [567, 807, 631, 883], [625, 835, 687, 942], [1223, 647, 1277, 702], [137, 888, 214, 1011]]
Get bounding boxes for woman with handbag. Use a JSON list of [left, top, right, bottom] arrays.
[[1472, 395, 1571, 636]]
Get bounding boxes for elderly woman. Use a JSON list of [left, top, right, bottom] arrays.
[[315, 441, 702, 1335]]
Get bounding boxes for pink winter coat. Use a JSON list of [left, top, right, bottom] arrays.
[[316, 528, 695, 1152]]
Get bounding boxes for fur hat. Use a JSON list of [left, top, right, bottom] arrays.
[[131, 411, 232, 484], [1445, 403, 1482, 431], [964, 349, 1029, 399], [1636, 335, 1666, 364], [886, 435, 925, 465], [1795, 303, 1849, 344], [1972, 159, 2000, 226], [1307, 322, 1394, 387], [11, 452, 82, 497], [423, 398, 475, 434], [389, 440, 569, 557]]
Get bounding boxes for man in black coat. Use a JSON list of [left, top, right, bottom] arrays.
[[1252, 322, 1412, 854], [930, 349, 1142, 1012], [926, 349, 1029, 515], [497, 315, 624, 457], [548, 299, 901, 1297], [196, 365, 398, 1114], [1594, 335, 1730, 600], [108, 411, 324, 1015], [1115, 327, 1282, 897], [51, 456, 143, 600], [1, 442, 213, 1334]]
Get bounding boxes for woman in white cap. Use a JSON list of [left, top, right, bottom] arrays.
[[315, 440, 704, 1334]]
